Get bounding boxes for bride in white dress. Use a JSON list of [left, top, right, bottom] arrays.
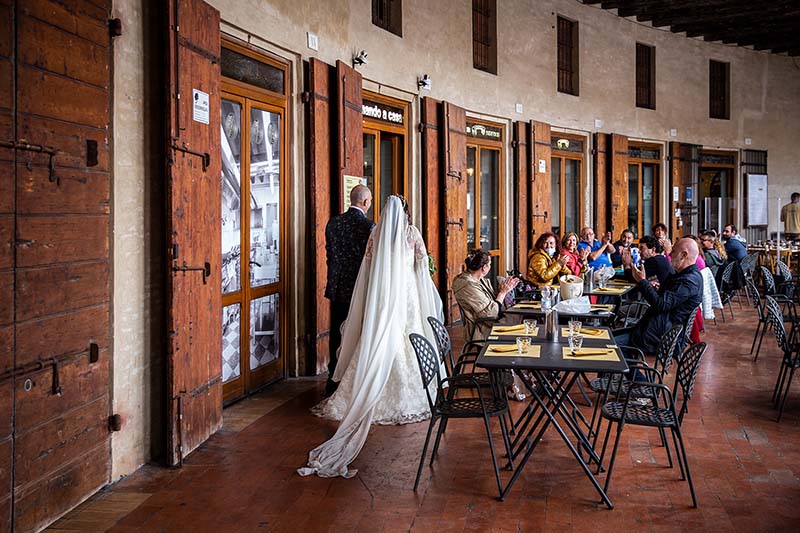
[[298, 195, 443, 478]]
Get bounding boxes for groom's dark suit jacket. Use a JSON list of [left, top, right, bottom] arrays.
[[325, 207, 374, 303]]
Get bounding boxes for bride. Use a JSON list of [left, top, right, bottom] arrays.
[[298, 195, 443, 478]]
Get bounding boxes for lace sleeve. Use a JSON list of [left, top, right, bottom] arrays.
[[407, 225, 428, 262], [365, 234, 374, 261]]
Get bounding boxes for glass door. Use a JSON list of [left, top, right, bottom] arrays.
[[466, 145, 502, 282], [700, 167, 734, 233], [627, 162, 658, 238], [221, 94, 284, 403], [550, 155, 582, 236], [362, 128, 404, 222]]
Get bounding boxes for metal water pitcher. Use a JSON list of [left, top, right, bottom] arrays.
[[545, 309, 559, 342]]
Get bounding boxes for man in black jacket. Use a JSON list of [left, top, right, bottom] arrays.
[[621, 235, 674, 287], [616, 238, 703, 354], [325, 185, 374, 395]]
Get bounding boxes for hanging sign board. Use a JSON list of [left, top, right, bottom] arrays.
[[343, 175, 367, 211], [746, 173, 768, 227], [362, 100, 404, 125], [192, 89, 210, 124], [466, 122, 502, 141]]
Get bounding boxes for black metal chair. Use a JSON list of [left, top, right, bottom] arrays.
[[747, 276, 770, 362], [764, 296, 800, 422], [410, 333, 514, 497], [775, 260, 798, 301], [718, 262, 738, 321], [618, 301, 650, 328], [760, 267, 799, 324], [456, 303, 497, 343], [597, 342, 708, 508], [740, 252, 759, 279]]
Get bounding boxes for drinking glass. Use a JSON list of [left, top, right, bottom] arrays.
[[516, 336, 531, 354], [568, 334, 584, 352], [568, 320, 582, 335], [523, 319, 537, 334]]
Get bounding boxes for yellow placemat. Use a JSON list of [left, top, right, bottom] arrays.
[[562, 345, 619, 361], [485, 344, 541, 357], [492, 324, 527, 333], [561, 327, 610, 339], [514, 302, 541, 309], [491, 326, 538, 336], [593, 287, 627, 294]]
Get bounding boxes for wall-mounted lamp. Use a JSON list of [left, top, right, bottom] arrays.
[[417, 74, 431, 91], [352, 49, 368, 67]]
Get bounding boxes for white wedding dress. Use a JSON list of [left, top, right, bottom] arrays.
[[298, 197, 444, 478]]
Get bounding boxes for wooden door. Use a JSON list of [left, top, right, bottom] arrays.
[[669, 142, 699, 237], [337, 60, 363, 188], [165, 0, 222, 466], [308, 58, 334, 374], [513, 121, 530, 273], [609, 133, 629, 236], [421, 97, 442, 289], [442, 102, 467, 324], [593, 133, 609, 232], [530, 120, 552, 239]]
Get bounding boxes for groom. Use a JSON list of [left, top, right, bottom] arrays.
[[325, 184, 374, 396]]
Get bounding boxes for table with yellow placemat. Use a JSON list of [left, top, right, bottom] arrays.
[[476, 327, 627, 507]]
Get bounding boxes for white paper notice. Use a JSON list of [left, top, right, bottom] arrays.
[[538, 159, 546, 173], [192, 89, 209, 124]]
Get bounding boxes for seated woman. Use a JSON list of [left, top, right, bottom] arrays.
[[561, 232, 589, 276], [701, 230, 727, 277], [527, 232, 571, 287], [452, 249, 519, 341]]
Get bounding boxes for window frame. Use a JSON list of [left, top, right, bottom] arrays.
[[472, 0, 498, 75], [709, 59, 730, 120], [550, 132, 586, 235], [372, 0, 403, 37], [627, 142, 662, 239], [557, 15, 579, 96]]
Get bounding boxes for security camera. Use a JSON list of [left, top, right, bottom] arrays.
[[353, 50, 368, 66], [417, 74, 431, 90]]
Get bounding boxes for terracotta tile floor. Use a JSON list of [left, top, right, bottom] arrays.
[[49, 306, 800, 532]]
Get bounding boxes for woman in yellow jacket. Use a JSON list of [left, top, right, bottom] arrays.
[[527, 231, 571, 286]]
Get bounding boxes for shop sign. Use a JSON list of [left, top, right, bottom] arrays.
[[466, 122, 502, 140], [550, 136, 584, 153], [362, 100, 404, 125]]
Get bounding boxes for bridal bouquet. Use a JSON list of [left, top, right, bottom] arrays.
[[428, 253, 437, 278]]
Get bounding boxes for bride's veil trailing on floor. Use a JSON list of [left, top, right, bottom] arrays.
[[298, 196, 442, 478]]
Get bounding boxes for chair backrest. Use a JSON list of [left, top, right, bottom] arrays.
[[721, 261, 735, 285], [677, 306, 700, 361], [764, 295, 790, 355], [427, 316, 454, 373], [745, 277, 764, 319], [776, 260, 793, 282], [409, 333, 442, 410], [674, 342, 708, 423], [621, 301, 650, 327], [760, 266, 776, 295], [655, 324, 684, 375], [740, 252, 759, 276]]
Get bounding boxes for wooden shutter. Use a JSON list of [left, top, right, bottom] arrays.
[[421, 97, 442, 289], [165, 0, 222, 466], [513, 121, 530, 273], [609, 133, 629, 236], [336, 60, 363, 184], [669, 142, 699, 237], [442, 102, 467, 324], [530, 120, 552, 239], [593, 133, 609, 232], [308, 58, 334, 375]]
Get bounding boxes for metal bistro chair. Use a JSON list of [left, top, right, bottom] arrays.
[[747, 276, 771, 362], [775, 260, 798, 302], [618, 301, 650, 328], [760, 267, 799, 327], [764, 296, 800, 422], [740, 252, 760, 279], [718, 262, 739, 321], [598, 342, 708, 508], [410, 333, 513, 497]]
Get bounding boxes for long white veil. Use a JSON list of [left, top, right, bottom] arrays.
[[298, 196, 442, 478]]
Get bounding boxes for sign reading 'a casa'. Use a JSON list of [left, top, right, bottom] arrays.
[[362, 100, 404, 125]]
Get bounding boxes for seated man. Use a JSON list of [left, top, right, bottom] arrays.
[[622, 235, 673, 287], [615, 238, 703, 354], [722, 224, 747, 262], [610, 229, 640, 268], [577, 226, 615, 270]]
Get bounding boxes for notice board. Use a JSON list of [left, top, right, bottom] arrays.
[[746, 173, 768, 227]]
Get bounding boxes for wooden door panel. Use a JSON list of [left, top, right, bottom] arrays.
[[15, 215, 109, 267], [530, 120, 551, 239], [513, 121, 529, 273], [17, 166, 110, 214], [165, 0, 222, 465], [0, 162, 12, 213], [336, 60, 363, 183], [609, 133, 629, 236], [17, 115, 111, 171], [16, 262, 109, 321], [308, 58, 333, 375], [593, 133, 609, 232], [421, 97, 441, 289], [0, 215, 11, 270], [442, 102, 467, 324]]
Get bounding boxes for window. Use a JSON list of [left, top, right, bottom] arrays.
[[372, 0, 402, 37], [627, 144, 661, 238], [709, 60, 730, 119], [557, 16, 579, 95], [635, 43, 655, 109], [472, 0, 497, 74]]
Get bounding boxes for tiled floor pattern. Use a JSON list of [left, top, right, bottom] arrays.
[[48, 306, 800, 531]]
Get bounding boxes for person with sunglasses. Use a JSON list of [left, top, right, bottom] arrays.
[[700, 230, 727, 277]]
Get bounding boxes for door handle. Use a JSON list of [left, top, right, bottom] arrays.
[[172, 261, 212, 284]]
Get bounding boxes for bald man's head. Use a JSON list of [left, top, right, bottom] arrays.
[[670, 237, 699, 272], [350, 185, 372, 210]]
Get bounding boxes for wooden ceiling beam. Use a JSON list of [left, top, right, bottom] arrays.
[[630, 0, 739, 22], [669, 7, 800, 35]]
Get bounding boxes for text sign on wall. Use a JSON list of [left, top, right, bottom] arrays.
[[362, 100, 404, 125], [746, 173, 768, 227], [466, 122, 502, 141], [343, 175, 367, 211], [192, 89, 209, 124]]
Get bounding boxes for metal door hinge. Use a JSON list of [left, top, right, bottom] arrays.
[[172, 261, 211, 284]]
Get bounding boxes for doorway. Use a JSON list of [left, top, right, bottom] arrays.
[[698, 150, 737, 233], [220, 42, 288, 404]]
